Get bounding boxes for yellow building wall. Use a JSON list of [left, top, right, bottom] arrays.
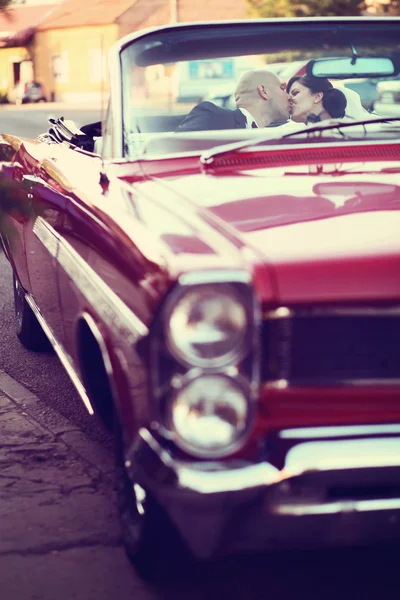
[[0, 46, 31, 96], [33, 24, 118, 102]]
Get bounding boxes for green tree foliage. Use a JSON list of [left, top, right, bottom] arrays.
[[0, 180, 31, 241], [373, 0, 400, 15], [1, 204, 21, 242], [247, 0, 367, 18], [0, 0, 13, 15], [0, 142, 31, 241]]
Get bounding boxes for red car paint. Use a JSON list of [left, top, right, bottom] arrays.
[[1, 18, 400, 571]]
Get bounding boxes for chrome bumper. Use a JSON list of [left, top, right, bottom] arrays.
[[126, 425, 400, 558]]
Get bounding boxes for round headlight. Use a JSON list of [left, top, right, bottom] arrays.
[[169, 374, 250, 457], [165, 285, 248, 367]]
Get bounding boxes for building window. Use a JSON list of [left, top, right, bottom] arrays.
[[88, 49, 106, 84], [52, 52, 69, 84]]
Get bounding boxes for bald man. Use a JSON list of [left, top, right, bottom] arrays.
[[176, 69, 290, 132]]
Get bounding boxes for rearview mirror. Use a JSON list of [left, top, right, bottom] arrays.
[[308, 57, 395, 79]]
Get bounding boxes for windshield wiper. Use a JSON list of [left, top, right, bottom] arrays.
[[200, 116, 400, 165]]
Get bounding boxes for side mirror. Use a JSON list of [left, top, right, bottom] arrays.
[[99, 171, 109, 195]]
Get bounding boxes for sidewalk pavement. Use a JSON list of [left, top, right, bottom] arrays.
[[0, 370, 157, 600]]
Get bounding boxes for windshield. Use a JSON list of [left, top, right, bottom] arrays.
[[119, 19, 400, 157]]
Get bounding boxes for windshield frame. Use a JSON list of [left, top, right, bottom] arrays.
[[104, 17, 400, 162]]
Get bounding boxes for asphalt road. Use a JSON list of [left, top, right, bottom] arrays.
[[0, 102, 102, 139], [0, 252, 110, 445], [0, 106, 399, 599]]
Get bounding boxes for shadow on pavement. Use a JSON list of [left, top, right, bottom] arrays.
[[148, 544, 399, 600]]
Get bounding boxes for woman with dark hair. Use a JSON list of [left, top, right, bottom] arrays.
[[286, 75, 347, 124]]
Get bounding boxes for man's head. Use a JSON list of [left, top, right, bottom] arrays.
[[234, 69, 289, 127]]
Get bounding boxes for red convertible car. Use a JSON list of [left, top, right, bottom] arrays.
[[1, 17, 400, 579]]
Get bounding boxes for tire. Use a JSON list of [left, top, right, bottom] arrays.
[[13, 274, 51, 351], [115, 415, 190, 581]]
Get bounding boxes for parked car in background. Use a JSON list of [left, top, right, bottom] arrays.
[[374, 73, 400, 116], [1, 17, 400, 581], [341, 77, 377, 110], [7, 81, 47, 105]]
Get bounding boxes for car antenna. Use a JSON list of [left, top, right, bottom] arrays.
[[99, 34, 109, 192], [101, 33, 106, 136]]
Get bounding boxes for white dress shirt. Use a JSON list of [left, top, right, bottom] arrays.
[[238, 107, 258, 129]]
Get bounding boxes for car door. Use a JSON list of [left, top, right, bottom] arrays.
[[22, 172, 66, 344]]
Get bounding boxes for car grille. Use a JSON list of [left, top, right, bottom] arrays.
[[262, 308, 400, 385]]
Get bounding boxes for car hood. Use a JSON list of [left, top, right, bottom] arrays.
[[158, 166, 400, 303]]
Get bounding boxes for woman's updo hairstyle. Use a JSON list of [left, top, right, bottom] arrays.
[[286, 75, 347, 119]]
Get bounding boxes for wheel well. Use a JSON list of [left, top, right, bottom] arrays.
[[77, 319, 114, 430]]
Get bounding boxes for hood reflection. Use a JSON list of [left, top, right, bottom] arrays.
[[208, 181, 400, 233]]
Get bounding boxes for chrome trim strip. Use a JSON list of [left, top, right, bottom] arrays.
[[178, 270, 251, 286], [136, 429, 400, 496], [263, 305, 400, 319], [311, 306, 400, 316], [79, 312, 124, 420], [137, 428, 280, 493], [80, 312, 114, 379], [284, 438, 400, 473], [115, 17, 400, 55], [264, 379, 289, 390], [33, 218, 148, 344], [279, 424, 400, 439], [178, 462, 280, 494], [25, 295, 94, 415], [273, 498, 400, 516], [33, 217, 58, 258], [264, 307, 293, 320], [21, 174, 40, 186], [263, 378, 400, 390], [56, 237, 148, 344]]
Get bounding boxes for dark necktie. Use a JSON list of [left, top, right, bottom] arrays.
[[251, 121, 258, 128], [306, 113, 322, 124]]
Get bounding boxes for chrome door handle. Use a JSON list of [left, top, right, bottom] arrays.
[[22, 174, 41, 200], [22, 174, 40, 188]]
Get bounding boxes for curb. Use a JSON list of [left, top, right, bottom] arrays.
[[0, 369, 114, 479]]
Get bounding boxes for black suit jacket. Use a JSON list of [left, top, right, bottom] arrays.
[[176, 101, 247, 132], [80, 121, 102, 138]]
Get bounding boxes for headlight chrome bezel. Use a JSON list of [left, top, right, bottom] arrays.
[[166, 370, 254, 458], [149, 271, 260, 459], [163, 281, 252, 369]]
